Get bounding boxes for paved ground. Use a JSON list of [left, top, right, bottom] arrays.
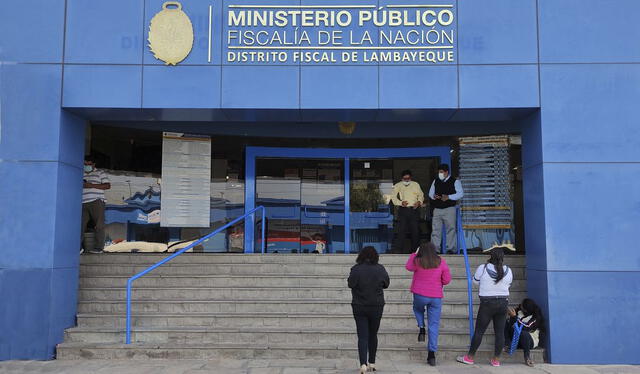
[[0, 359, 638, 374]]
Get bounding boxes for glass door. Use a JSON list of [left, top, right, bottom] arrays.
[[256, 158, 345, 253], [246, 147, 451, 254], [349, 157, 441, 254], [348, 159, 394, 254]]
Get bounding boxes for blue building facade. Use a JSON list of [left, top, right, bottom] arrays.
[[0, 0, 639, 364]]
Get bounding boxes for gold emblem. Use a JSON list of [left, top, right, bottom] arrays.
[[338, 122, 357, 135], [148, 1, 194, 65]]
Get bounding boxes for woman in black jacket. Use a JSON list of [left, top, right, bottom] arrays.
[[348, 246, 390, 373], [505, 298, 545, 367]]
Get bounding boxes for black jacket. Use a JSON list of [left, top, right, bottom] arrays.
[[347, 262, 390, 306]]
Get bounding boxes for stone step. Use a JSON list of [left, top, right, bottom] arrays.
[[79, 253, 527, 266], [79, 263, 527, 278], [56, 342, 545, 362], [76, 312, 477, 329], [78, 299, 486, 315], [79, 274, 527, 289], [63, 327, 495, 348], [67, 253, 532, 363], [77, 287, 528, 302]]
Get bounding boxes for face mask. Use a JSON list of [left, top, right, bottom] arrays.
[[438, 172, 446, 181], [403, 181, 411, 186], [84, 165, 93, 173]]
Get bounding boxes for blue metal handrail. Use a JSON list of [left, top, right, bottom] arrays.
[[456, 207, 475, 342], [125, 206, 266, 344]]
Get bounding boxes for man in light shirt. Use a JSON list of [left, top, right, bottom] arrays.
[[428, 163, 464, 254], [81, 156, 111, 253], [391, 170, 424, 253]]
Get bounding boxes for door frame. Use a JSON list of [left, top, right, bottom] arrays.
[[244, 146, 451, 253]]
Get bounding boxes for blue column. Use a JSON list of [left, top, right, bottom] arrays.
[[0, 1, 85, 359], [523, 0, 640, 364], [0, 66, 85, 359]]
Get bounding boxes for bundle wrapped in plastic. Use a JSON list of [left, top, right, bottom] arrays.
[[103, 241, 168, 253]]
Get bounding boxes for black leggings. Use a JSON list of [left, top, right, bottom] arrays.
[[352, 305, 384, 366], [505, 324, 535, 360], [468, 298, 508, 357]]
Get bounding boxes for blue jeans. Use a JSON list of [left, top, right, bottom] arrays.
[[412, 293, 443, 352]]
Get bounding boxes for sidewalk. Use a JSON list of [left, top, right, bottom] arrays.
[[0, 359, 638, 374]]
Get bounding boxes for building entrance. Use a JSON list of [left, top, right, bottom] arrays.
[[244, 147, 451, 254], [85, 127, 524, 256]]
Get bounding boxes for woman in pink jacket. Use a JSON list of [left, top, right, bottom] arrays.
[[406, 242, 452, 366]]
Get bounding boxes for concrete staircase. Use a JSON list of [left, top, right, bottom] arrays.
[[57, 254, 542, 362]]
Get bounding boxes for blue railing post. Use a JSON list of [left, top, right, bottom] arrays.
[[261, 207, 266, 254], [457, 207, 475, 343], [344, 157, 350, 254], [125, 206, 265, 343], [126, 278, 133, 344]]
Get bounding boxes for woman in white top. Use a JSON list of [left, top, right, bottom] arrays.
[[457, 246, 513, 367]]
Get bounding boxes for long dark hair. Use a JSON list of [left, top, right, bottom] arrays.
[[415, 242, 441, 269], [521, 298, 545, 332], [356, 246, 379, 265], [488, 247, 506, 284]]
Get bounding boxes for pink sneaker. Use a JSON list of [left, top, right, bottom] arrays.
[[490, 358, 501, 367], [456, 355, 474, 365]]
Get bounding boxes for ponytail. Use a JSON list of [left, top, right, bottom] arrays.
[[488, 247, 506, 284]]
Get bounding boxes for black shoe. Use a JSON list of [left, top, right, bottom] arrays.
[[427, 351, 436, 366], [418, 327, 426, 342], [88, 248, 103, 254], [446, 250, 455, 254]]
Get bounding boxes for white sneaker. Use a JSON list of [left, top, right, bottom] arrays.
[[80, 248, 85, 254], [359, 364, 368, 373], [368, 363, 376, 371]]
